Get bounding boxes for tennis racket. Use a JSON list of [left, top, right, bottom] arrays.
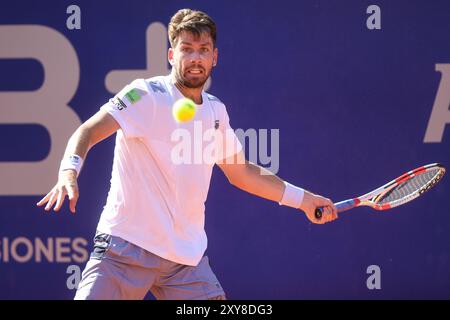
[[315, 163, 446, 220]]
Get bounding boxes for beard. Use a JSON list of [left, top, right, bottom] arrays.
[[174, 65, 211, 89]]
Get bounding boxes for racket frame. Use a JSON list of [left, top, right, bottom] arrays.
[[334, 163, 445, 213]]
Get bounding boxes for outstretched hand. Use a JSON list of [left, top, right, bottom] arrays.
[[36, 170, 79, 213], [299, 191, 338, 224]]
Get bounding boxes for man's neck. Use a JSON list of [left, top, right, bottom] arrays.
[[171, 74, 203, 104]]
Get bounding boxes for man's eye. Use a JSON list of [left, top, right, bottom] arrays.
[[201, 48, 209, 52]]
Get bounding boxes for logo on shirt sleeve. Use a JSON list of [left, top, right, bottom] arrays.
[[111, 97, 128, 111], [111, 87, 147, 111], [125, 89, 141, 104]]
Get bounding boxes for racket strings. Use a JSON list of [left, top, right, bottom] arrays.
[[377, 169, 441, 204]]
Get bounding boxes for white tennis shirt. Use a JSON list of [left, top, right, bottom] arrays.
[[97, 75, 242, 266]]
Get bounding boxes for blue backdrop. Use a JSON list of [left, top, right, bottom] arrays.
[[0, 0, 449, 299]]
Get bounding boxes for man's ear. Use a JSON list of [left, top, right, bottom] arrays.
[[213, 47, 218, 67], [168, 48, 174, 66]]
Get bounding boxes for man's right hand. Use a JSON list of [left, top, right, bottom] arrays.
[[299, 190, 338, 224], [36, 170, 79, 213]]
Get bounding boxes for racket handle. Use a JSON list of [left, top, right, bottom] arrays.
[[315, 199, 359, 220], [314, 208, 323, 220]]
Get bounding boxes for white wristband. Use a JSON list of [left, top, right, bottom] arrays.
[[279, 181, 305, 209], [59, 154, 84, 176]]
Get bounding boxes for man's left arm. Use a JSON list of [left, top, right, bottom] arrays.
[[217, 150, 338, 224]]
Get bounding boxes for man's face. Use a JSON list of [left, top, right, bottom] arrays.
[[169, 31, 218, 89]]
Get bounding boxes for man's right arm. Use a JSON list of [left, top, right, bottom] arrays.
[[36, 109, 120, 213]]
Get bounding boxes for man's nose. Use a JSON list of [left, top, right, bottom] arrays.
[[190, 50, 202, 63]]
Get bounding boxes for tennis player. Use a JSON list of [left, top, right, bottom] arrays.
[[37, 9, 338, 300]]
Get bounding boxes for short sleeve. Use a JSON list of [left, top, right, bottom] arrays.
[[215, 104, 243, 164], [100, 79, 153, 138]]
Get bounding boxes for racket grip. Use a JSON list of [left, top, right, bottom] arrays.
[[315, 199, 359, 220]]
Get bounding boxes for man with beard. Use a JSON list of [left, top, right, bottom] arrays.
[[37, 9, 338, 300]]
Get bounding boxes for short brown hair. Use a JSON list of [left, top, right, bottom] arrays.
[[168, 9, 217, 48]]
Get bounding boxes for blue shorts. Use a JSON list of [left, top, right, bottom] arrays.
[[74, 232, 226, 300]]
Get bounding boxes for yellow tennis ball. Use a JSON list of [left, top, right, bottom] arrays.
[[172, 98, 197, 123]]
